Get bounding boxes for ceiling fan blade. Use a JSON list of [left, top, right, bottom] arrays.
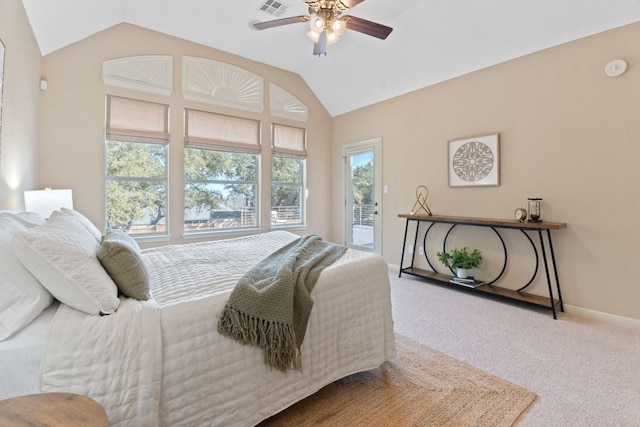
[[252, 15, 310, 30], [345, 15, 393, 39], [313, 31, 328, 56], [338, 0, 366, 9]]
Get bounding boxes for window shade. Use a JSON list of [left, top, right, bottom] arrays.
[[106, 95, 169, 143], [272, 124, 306, 157], [184, 109, 260, 153]]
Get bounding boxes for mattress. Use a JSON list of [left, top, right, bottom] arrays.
[[37, 231, 395, 426], [0, 301, 59, 399]]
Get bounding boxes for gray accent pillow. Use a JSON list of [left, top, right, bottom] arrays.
[[97, 229, 151, 301]]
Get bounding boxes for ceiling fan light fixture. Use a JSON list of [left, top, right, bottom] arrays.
[[306, 30, 321, 43], [329, 17, 347, 36], [252, 0, 393, 57], [326, 31, 340, 45], [309, 16, 325, 33]]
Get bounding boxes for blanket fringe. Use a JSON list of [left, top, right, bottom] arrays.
[[218, 305, 302, 372]]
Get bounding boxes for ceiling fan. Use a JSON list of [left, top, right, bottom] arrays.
[[252, 0, 393, 56]]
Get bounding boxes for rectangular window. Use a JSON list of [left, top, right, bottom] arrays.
[[105, 96, 169, 235], [271, 124, 306, 227], [184, 109, 260, 232]]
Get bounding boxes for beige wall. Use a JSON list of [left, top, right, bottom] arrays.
[[39, 23, 333, 246], [0, 0, 41, 209], [332, 23, 640, 320]]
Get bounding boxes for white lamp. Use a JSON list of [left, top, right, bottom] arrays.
[[24, 188, 73, 218]]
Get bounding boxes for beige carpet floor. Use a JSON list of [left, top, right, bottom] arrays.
[[260, 334, 535, 426], [389, 270, 640, 426]]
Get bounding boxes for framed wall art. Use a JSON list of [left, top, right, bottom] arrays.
[[448, 133, 499, 187]]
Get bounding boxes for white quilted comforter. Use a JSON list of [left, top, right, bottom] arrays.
[[40, 231, 396, 426]]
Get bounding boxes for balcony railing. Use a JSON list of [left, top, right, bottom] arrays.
[[352, 204, 374, 226], [271, 205, 302, 225]]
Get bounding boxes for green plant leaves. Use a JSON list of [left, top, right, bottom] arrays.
[[436, 246, 482, 269]]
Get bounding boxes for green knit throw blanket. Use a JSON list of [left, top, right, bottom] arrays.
[[217, 235, 347, 372]]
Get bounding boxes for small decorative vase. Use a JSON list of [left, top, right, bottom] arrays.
[[456, 268, 470, 279]]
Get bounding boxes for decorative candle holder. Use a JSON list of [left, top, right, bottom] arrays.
[[527, 197, 542, 222]]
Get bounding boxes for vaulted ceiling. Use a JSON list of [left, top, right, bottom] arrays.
[[21, 0, 640, 116]]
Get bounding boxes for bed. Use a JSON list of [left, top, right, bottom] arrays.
[[0, 209, 396, 426]]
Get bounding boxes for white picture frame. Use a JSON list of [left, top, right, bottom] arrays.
[[448, 134, 500, 187]]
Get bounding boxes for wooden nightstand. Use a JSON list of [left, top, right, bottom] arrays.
[[0, 392, 107, 426]]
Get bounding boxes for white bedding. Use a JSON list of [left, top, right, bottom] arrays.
[[0, 302, 59, 399], [39, 231, 396, 426]]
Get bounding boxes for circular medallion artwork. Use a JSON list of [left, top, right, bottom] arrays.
[[452, 141, 495, 182]]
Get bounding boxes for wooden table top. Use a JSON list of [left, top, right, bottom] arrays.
[[398, 213, 567, 230], [0, 393, 107, 426]]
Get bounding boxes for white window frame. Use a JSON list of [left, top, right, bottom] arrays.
[[271, 123, 307, 228], [104, 95, 169, 237], [183, 109, 261, 234]]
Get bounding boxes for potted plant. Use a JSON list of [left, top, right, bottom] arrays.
[[436, 246, 482, 279]]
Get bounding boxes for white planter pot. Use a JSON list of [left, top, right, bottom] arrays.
[[456, 268, 470, 279]]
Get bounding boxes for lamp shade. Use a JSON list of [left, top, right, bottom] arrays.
[[24, 189, 73, 218], [329, 17, 346, 36], [306, 30, 321, 43], [326, 31, 340, 45], [309, 16, 324, 33]]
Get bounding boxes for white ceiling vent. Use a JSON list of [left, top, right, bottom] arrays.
[[259, 0, 288, 17]]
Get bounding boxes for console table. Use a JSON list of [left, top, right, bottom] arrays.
[[398, 214, 567, 319]]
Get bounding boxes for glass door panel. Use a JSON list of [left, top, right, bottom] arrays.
[[344, 139, 381, 253]]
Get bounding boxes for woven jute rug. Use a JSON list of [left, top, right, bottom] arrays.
[[260, 334, 536, 426]]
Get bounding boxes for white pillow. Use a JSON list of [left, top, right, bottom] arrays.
[[59, 208, 102, 243], [12, 211, 119, 316], [0, 211, 46, 228], [0, 214, 53, 341]]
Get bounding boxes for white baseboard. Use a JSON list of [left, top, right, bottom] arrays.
[[563, 304, 640, 328], [389, 263, 640, 328]]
